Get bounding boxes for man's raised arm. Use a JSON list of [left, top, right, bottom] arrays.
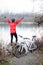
[[16, 17, 24, 25], [4, 16, 11, 24]]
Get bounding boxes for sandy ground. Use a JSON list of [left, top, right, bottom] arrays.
[[9, 51, 43, 65]]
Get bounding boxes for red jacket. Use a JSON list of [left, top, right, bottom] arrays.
[[6, 17, 23, 33]]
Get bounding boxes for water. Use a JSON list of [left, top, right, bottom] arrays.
[[0, 23, 43, 45]]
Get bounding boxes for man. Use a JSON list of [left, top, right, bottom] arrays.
[[4, 17, 24, 44]]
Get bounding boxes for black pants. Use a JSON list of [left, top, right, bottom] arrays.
[[10, 33, 18, 43]]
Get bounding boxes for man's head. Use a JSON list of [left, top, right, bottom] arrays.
[[12, 18, 15, 22]]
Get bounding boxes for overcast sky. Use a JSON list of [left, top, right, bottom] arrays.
[[0, 0, 43, 13]]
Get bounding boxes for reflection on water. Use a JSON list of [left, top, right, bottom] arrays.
[[0, 24, 43, 44]]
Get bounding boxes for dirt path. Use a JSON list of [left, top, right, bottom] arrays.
[[9, 51, 43, 65]]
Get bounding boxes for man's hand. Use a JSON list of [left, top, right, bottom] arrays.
[[22, 17, 24, 19]]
